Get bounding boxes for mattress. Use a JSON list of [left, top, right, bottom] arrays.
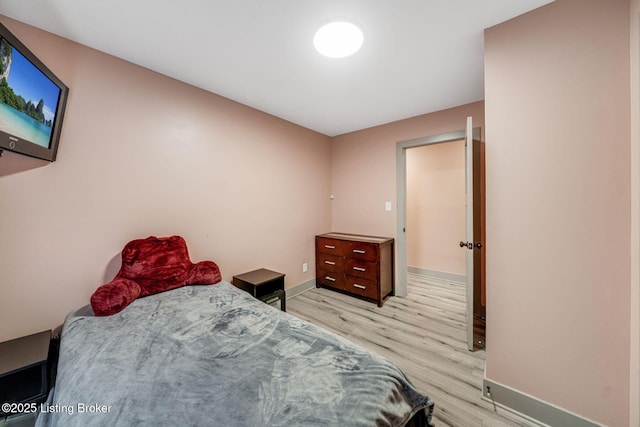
[[36, 281, 433, 426]]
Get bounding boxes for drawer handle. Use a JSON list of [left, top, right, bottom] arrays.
[[353, 267, 366, 272], [324, 261, 336, 265], [324, 245, 336, 249], [325, 276, 336, 282], [353, 249, 366, 254], [353, 284, 366, 290]]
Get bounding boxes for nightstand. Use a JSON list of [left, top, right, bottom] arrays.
[[0, 330, 51, 417], [232, 268, 286, 312]]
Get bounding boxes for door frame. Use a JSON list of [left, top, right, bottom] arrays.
[[395, 126, 481, 297]]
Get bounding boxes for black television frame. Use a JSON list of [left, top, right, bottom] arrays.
[[0, 22, 69, 162]]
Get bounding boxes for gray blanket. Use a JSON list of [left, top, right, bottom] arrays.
[[36, 281, 433, 426]]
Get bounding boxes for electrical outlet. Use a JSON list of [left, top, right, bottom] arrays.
[[385, 201, 392, 211], [302, 262, 308, 273]]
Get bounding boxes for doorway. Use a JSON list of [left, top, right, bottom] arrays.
[[405, 140, 466, 285], [395, 126, 485, 351]]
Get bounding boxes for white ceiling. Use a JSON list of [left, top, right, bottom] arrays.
[[0, 0, 553, 136]]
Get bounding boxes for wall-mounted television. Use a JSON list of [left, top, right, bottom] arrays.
[[0, 22, 68, 162]]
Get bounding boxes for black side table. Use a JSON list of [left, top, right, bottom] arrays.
[[0, 330, 51, 416], [232, 268, 286, 312]]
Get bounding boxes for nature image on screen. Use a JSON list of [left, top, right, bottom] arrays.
[[0, 37, 61, 149]]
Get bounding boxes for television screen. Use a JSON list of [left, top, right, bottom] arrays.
[[0, 22, 68, 162]]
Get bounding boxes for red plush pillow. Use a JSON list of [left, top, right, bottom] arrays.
[[91, 236, 222, 316]]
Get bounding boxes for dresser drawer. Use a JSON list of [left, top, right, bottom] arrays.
[[346, 259, 378, 280], [316, 237, 346, 256], [345, 276, 378, 300], [316, 268, 345, 290], [317, 253, 344, 272], [347, 241, 378, 262]]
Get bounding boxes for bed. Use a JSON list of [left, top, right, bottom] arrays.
[[36, 281, 434, 426]]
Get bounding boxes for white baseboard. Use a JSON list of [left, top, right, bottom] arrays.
[[482, 377, 604, 427], [407, 266, 465, 285], [286, 278, 316, 299]]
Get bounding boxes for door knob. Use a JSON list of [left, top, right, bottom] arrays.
[[459, 241, 482, 250], [459, 241, 473, 249]]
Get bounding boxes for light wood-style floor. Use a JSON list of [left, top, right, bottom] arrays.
[[287, 272, 541, 427]]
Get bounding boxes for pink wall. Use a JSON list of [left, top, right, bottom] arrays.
[[406, 141, 465, 276], [0, 16, 332, 342], [631, 0, 640, 425], [484, 0, 631, 425], [331, 101, 484, 240]]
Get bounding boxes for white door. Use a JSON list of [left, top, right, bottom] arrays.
[[463, 116, 485, 351], [465, 117, 475, 351]]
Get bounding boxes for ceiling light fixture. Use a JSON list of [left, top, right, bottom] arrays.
[[313, 21, 363, 58]]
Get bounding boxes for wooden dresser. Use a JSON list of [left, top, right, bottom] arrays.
[[315, 233, 394, 306]]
